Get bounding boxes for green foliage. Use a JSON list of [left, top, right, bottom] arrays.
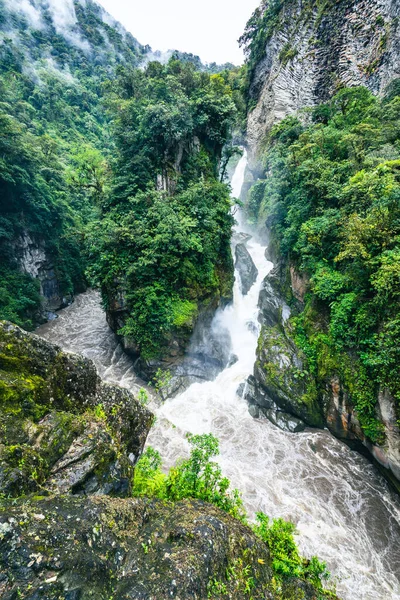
[[0, 0, 144, 327], [133, 434, 245, 520], [131, 446, 167, 498], [133, 434, 331, 595], [138, 388, 150, 406], [152, 368, 172, 401], [0, 268, 41, 330], [279, 43, 298, 66], [251, 86, 400, 441], [252, 513, 329, 588], [88, 60, 236, 358]]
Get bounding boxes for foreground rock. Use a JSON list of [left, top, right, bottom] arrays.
[[0, 321, 153, 498], [235, 242, 259, 295], [0, 321, 337, 600], [0, 495, 331, 600]]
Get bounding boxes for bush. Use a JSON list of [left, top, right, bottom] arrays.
[[133, 434, 331, 593], [133, 433, 245, 520]]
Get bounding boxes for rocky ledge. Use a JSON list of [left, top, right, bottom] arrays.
[[0, 321, 153, 498], [0, 495, 329, 600]]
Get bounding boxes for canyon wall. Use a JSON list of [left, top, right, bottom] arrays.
[[247, 0, 400, 168], [244, 0, 400, 490]]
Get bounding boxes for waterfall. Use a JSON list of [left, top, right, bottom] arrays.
[[37, 154, 400, 600]]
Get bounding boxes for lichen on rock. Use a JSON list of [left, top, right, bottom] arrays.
[[0, 495, 330, 600]]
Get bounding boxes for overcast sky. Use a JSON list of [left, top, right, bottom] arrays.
[[96, 0, 261, 65]]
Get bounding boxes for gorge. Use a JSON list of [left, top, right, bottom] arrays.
[[1, 0, 400, 598], [36, 154, 400, 600]]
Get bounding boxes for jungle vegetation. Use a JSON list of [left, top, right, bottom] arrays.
[[247, 85, 400, 441]]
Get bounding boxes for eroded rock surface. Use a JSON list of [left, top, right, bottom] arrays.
[[0, 321, 153, 498], [247, 0, 400, 166], [0, 495, 327, 600]]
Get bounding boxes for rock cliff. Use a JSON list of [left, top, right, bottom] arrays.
[[14, 233, 71, 318], [246, 0, 400, 167], [0, 321, 153, 497]]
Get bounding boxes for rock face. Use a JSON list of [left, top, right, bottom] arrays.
[[235, 242, 259, 295], [0, 495, 328, 600], [245, 261, 400, 492], [13, 233, 71, 317], [247, 0, 400, 165], [0, 321, 153, 498], [107, 288, 233, 387], [245, 265, 323, 431]]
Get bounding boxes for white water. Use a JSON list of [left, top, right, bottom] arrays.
[[37, 153, 400, 600]]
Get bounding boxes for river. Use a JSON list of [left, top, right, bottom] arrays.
[[37, 153, 400, 600]]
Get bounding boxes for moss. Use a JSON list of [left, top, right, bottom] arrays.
[[279, 43, 298, 66], [0, 322, 153, 498], [171, 299, 198, 328]]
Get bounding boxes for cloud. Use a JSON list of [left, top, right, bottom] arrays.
[[7, 0, 44, 29], [4, 0, 91, 51]]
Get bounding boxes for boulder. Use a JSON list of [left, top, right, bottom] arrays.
[[235, 243, 258, 295], [0, 495, 330, 600], [0, 321, 153, 498]]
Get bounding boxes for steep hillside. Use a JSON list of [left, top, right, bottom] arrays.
[[242, 0, 400, 489], [87, 60, 238, 376], [0, 0, 146, 327]]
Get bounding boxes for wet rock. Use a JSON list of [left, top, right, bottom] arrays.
[[227, 353, 239, 367], [251, 256, 400, 489], [0, 321, 153, 498], [258, 265, 291, 328], [235, 243, 258, 295], [232, 231, 252, 246], [260, 408, 306, 433], [0, 495, 330, 600]]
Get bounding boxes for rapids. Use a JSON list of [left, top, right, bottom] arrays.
[[37, 153, 400, 600]]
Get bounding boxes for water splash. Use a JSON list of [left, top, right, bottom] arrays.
[[37, 151, 400, 600]]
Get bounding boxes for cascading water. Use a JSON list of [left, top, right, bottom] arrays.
[[37, 153, 400, 600]]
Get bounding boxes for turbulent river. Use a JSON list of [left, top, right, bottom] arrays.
[[37, 154, 400, 600]]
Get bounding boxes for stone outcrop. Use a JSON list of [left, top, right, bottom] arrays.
[[0, 495, 331, 600], [235, 242, 259, 295], [247, 0, 400, 167], [107, 285, 233, 386], [245, 265, 323, 431], [13, 233, 71, 317], [0, 321, 153, 498], [245, 260, 400, 492]]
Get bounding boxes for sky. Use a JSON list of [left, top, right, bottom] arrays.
[[96, 0, 261, 65]]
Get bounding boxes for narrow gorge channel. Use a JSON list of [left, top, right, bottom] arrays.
[[37, 156, 400, 600]]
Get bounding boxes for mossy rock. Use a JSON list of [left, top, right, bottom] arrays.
[[0, 495, 331, 600], [254, 324, 323, 428], [0, 321, 153, 498]]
